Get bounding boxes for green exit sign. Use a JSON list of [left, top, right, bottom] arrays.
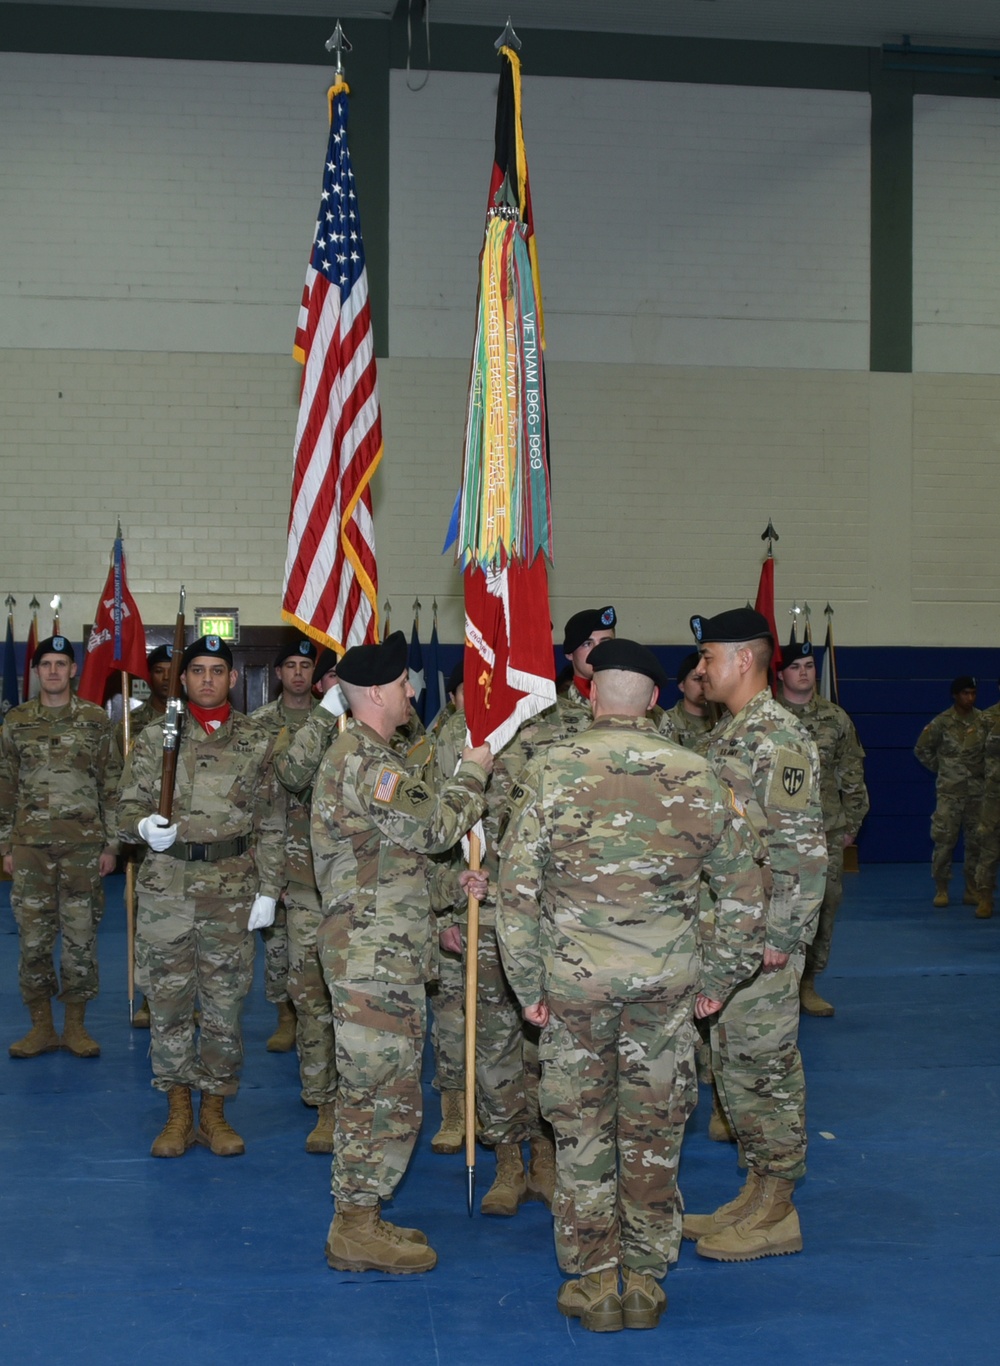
[[194, 610, 240, 644]]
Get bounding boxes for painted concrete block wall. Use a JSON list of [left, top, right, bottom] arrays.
[[914, 95, 1000, 375], [1, 51, 999, 652], [389, 71, 872, 370]]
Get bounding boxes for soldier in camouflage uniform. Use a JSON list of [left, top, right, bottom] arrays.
[[914, 676, 985, 907], [778, 640, 869, 1015], [251, 636, 319, 1056], [432, 663, 557, 1213], [656, 650, 714, 755], [1, 636, 121, 1059], [312, 632, 492, 1276], [117, 635, 284, 1159], [682, 608, 826, 1262], [973, 688, 1000, 920], [497, 639, 765, 1333]]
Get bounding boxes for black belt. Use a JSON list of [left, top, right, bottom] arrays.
[[164, 835, 251, 863]]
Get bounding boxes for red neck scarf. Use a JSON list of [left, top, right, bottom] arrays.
[[573, 675, 592, 700], [188, 701, 231, 734]]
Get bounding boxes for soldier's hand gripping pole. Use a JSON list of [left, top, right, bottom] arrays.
[[464, 830, 482, 1216], [158, 587, 186, 821]]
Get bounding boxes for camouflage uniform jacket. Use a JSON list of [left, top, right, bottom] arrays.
[[496, 715, 765, 1007], [253, 698, 317, 888], [706, 689, 826, 956], [914, 706, 986, 796], [981, 705, 1000, 796], [0, 695, 121, 855], [432, 706, 520, 926], [780, 693, 870, 838], [505, 684, 591, 777], [310, 720, 488, 986], [656, 699, 714, 756], [116, 711, 285, 905]]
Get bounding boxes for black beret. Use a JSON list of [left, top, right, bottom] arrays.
[[274, 636, 317, 669], [780, 640, 814, 666], [313, 648, 340, 685], [446, 659, 464, 697], [338, 630, 408, 687], [181, 635, 234, 670], [951, 675, 977, 695], [33, 635, 75, 668], [146, 644, 174, 670], [563, 605, 617, 654], [589, 638, 667, 690], [690, 609, 772, 645], [676, 650, 702, 685]]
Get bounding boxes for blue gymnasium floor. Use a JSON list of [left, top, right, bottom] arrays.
[[1, 865, 997, 1366]]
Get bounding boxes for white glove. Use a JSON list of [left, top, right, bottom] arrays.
[[248, 894, 277, 931], [320, 684, 349, 718], [137, 814, 178, 852]]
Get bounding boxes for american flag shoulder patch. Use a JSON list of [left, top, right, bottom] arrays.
[[373, 766, 403, 805]]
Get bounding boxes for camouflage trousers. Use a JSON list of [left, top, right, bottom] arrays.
[[285, 881, 337, 1107], [328, 981, 425, 1208], [427, 943, 465, 1090], [931, 787, 984, 887], [260, 900, 289, 1005], [712, 944, 808, 1181], [475, 924, 544, 1146], [806, 839, 845, 977], [539, 994, 697, 1279], [135, 891, 255, 1097], [10, 842, 105, 1004], [974, 792, 1000, 898]]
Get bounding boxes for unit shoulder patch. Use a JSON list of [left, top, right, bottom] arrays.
[[766, 745, 813, 811]]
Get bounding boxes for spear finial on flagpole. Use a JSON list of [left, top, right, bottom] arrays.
[[761, 519, 779, 557], [412, 596, 422, 630], [494, 16, 522, 51], [803, 602, 812, 642], [325, 20, 352, 78], [789, 600, 800, 627], [5, 594, 14, 613], [50, 595, 62, 633], [825, 602, 834, 618]]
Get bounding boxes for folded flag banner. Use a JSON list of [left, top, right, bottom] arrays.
[[77, 534, 149, 706], [460, 45, 556, 752], [283, 77, 382, 653]]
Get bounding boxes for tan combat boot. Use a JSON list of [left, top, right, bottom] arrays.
[[621, 1268, 667, 1330], [695, 1174, 802, 1261], [976, 895, 994, 919], [266, 1000, 297, 1052], [799, 973, 835, 1018], [557, 1269, 623, 1333], [708, 1089, 737, 1142], [933, 883, 949, 908], [9, 1000, 61, 1058], [682, 1169, 763, 1241], [480, 1143, 527, 1216], [305, 1101, 336, 1154], [61, 1000, 101, 1057], [196, 1093, 245, 1156], [525, 1134, 556, 1207], [430, 1089, 465, 1154], [324, 1204, 437, 1273], [151, 1086, 196, 1158], [132, 996, 151, 1028]]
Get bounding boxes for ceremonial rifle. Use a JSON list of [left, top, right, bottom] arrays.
[[158, 587, 186, 821]]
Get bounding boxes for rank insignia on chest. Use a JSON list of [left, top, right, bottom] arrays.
[[373, 767, 402, 804], [782, 766, 805, 798]]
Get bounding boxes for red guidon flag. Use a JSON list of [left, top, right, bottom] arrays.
[[282, 79, 382, 653], [77, 535, 149, 705], [458, 46, 555, 750]]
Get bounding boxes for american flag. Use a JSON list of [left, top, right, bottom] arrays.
[[282, 81, 382, 653]]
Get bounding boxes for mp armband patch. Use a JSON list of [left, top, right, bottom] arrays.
[[768, 747, 812, 811]]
